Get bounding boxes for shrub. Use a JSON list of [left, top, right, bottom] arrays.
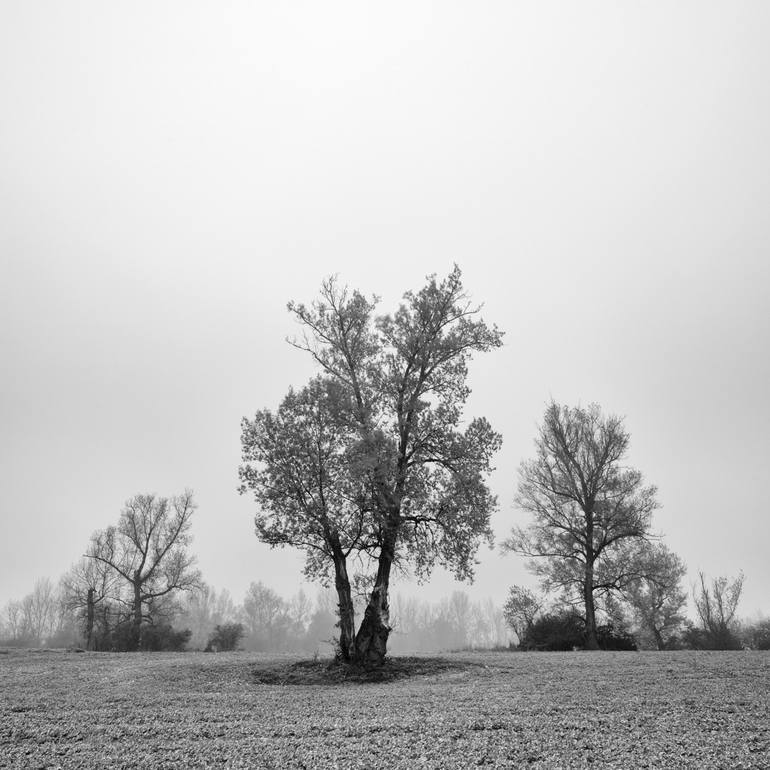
[[521, 612, 585, 651], [596, 624, 637, 651], [141, 624, 192, 652], [681, 623, 742, 650], [205, 623, 245, 652], [740, 619, 770, 651]]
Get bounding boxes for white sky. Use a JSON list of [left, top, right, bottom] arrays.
[[2, 2, 769, 619]]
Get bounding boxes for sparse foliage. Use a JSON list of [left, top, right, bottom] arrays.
[[692, 571, 744, 649], [85, 491, 201, 650], [504, 402, 659, 649], [502, 586, 544, 646], [623, 543, 687, 650]]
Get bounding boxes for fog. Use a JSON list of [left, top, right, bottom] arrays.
[[1, 3, 769, 621]]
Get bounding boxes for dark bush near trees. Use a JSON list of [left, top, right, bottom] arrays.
[[742, 619, 770, 650], [682, 624, 743, 651], [103, 621, 192, 651], [520, 612, 585, 651], [141, 624, 192, 652], [520, 612, 638, 651], [205, 623, 245, 652], [595, 624, 637, 651]]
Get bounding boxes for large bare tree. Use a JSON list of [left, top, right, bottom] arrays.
[[243, 266, 503, 666], [504, 402, 658, 649], [86, 491, 201, 650]]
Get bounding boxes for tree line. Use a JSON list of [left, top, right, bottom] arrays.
[[2, 267, 765, 661]]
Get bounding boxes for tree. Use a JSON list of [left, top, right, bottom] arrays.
[[239, 581, 291, 650], [623, 543, 687, 650], [504, 402, 659, 649], [503, 586, 544, 646], [61, 557, 119, 650], [242, 267, 503, 665], [86, 491, 201, 650], [240, 377, 373, 660], [693, 571, 744, 649]]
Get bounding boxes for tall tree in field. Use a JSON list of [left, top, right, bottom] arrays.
[[243, 266, 503, 665], [623, 543, 687, 650], [504, 403, 658, 649], [86, 491, 201, 650], [240, 376, 374, 660]]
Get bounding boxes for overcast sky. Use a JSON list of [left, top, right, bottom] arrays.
[[2, 2, 769, 620]]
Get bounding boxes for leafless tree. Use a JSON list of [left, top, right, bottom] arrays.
[[61, 557, 120, 650], [86, 490, 201, 650], [693, 571, 744, 648]]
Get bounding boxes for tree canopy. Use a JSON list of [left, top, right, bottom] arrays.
[[504, 402, 659, 649], [240, 266, 503, 665]]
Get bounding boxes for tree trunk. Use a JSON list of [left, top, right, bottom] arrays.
[[331, 545, 356, 662], [132, 577, 142, 651], [354, 529, 396, 667], [653, 627, 664, 651], [583, 562, 599, 650], [85, 588, 95, 651]]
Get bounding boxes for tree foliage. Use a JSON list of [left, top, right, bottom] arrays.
[[623, 543, 687, 650], [502, 585, 543, 646], [504, 402, 658, 649], [241, 267, 503, 665]]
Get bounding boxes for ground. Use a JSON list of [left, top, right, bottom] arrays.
[[1, 649, 768, 768]]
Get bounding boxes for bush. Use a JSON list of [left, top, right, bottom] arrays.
[[521, 612, 585, 651], [520, 613, 638, 651], [740, 619, 770, 651], [141, 624, 192, 652], [205, 623, 245, 652], [681, 623, 742, 651], [596, 624, 637, 651]]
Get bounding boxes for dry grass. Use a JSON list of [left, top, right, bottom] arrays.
[[1, 649, 768, 768]]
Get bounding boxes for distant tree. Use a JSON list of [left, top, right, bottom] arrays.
[[26, 578, 58, 644], [623, 544, 687, 650], [61, 557, 119, 650], [176, 585, 237, 650], [249, 267, 502, 666], [503, 586, 544, 646], [692, 571, 744, 649], [86, 491, 201, 651], [504, 403, 659, 649], [239, 582, 293, 651]]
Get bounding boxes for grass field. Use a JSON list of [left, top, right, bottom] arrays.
[[1, 649, 768, 768]]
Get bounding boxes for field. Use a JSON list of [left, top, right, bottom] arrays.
[[1, 649, 768, 769]]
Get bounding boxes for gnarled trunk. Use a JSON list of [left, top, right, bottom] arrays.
[[354, 529, 396, 666]]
